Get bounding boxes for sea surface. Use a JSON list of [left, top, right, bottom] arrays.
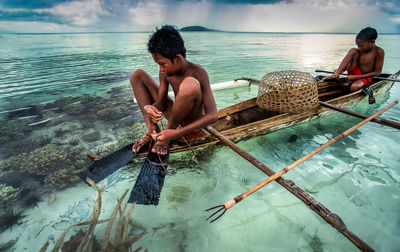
[[0, 32, 399, 251]]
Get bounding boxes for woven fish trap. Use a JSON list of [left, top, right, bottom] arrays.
[[256, 70, 319, 113]]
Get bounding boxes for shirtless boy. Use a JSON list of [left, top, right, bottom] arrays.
[[130, 25, 218, 155], [325, 27, 385, 95]]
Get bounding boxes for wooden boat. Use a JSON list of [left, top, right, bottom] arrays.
[[163, 71, 400, 154]]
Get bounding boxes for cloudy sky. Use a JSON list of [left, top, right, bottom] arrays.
[[0, 0, 399, 33]]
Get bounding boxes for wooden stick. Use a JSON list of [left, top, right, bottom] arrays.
[[210, 101, 397, 250], [319, 101, 400, 130], [315, 69, 400, 82], [234, 77, 261, 85], [233, 101, 396, 203], [205, 125, 375, 252]]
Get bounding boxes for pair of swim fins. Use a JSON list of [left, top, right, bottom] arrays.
[[78, 143, 169, 205]]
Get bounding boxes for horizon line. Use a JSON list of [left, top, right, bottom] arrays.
[[1, 31, 399, 35]]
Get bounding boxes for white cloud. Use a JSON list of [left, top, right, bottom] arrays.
[[1, 0, 398, 33], [36, 0, 111, 26], [128, 1, 167, 28], [0, 21, 89, 33]]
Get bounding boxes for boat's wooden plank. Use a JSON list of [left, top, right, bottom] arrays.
[[318, 90, 343, 97], [172, 71, 399, 152], [217, 98, 257, 118]]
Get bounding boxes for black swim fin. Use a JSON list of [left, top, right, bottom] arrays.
[[78, 143, 135, 185], [128, 151, 169, 205]]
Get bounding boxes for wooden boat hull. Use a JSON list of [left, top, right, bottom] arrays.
[[163, 71, 400, 154]]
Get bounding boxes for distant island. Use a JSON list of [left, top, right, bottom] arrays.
[[179, 26, 218, 32]]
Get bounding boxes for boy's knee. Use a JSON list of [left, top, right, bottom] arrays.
[[130, 69, 147, 84]]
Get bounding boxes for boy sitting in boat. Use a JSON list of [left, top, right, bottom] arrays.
[[324, 27, 385, 101], [130, 25, 218, 155]]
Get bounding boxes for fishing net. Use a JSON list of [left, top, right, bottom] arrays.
[[256, 70, 319, 113]]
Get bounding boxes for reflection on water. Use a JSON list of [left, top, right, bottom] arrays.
[[0, 32, 399, 251]]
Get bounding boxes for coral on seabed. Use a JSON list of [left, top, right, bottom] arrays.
[[0, 120, 32, 144], [44, 168, 81, 189], [0, 144, 89, 189], [0, 154, 29, 173], [44, 94, 132, 122], [63, 103, 85, 115], [96, 105, 130, 121], [82, 131, 101, 142], [0, 184, 22, 210], [25, 144, 68, 175], [99, 122, 147, 156], [24, 144, 88, 176]]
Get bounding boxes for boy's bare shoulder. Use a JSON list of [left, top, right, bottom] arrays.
[[374, 45, 385, 55], [188, 63, 209, 81], [348, 47, 359, 54], [191, 63, 207, 75]]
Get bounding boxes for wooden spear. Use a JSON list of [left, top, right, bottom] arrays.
[[205, 126, 375, 251], [206, 101, 398, 251], [219, 101, 397, 208]]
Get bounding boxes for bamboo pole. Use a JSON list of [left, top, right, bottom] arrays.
[[315, 69, 400, 82], [205, 125, 375, 251], [231, 101, 396, 203], [319, 101, 400, 130], [207, 101, 397, 251]]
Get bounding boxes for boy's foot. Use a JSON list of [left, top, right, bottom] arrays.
[[362, 86, 376, 104], [151, 140, 169, 155], [368, 93, 376, 104], [86, 153, 102, 162], [132, 132, 152, 153]]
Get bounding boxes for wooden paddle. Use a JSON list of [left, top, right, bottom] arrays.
[[315, 69, 400, 82]]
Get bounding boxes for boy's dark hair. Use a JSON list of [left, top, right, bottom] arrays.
[[356, 27, 378, 42], [147, 25, 186, 62]]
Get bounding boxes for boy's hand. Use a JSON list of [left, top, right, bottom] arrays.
[[144, 105, 163, 123], [323, 73, 339, 80], [151, 129, 177, 142]]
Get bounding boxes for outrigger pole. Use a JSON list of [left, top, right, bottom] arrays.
[[205, 101, 398, 251], [319, 101, 400, 130], [315, 69, 400, 82]]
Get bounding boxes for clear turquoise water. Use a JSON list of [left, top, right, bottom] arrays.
[[0, 32, 399, 251]]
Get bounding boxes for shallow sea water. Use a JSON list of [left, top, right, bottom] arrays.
[[0, 32, 399, 251]]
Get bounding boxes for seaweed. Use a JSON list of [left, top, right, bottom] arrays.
[[61, 230, 101, 252], [40, 178, 146, 252]]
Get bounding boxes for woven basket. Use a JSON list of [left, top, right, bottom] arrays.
[[256, 70, 319, 113]]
